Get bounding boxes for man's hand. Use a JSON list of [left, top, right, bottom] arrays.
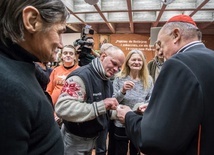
[[116, 105, 132, 123], [103, 98, 119, 110]]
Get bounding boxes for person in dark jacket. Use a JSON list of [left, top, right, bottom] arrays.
[[0, 0, 69, 154], [116, 14, 214, 155], [78, 37, 99, 66], [34, 61, 54, 108], [34, 62, 53, 91], [55, 46, 125, 155], [147, 42, 164, 83]]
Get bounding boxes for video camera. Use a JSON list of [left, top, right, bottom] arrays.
[[74, 25, 94, 47]]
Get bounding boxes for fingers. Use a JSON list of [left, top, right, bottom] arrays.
[[135, 103, 148, 115], [123, 81, 135, 90], [125, 81, 135, 88], [116, 105, 132, 124], [138, 103, 148, 111], [103, 98, 119, 110], [111, 103, 118, 110], [117, 105, 122, 110], [116, 105, 131, 111]]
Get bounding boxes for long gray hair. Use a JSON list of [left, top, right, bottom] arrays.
[[0, 0, 69, 46]]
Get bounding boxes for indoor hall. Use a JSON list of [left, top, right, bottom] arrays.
[[62, 0, 214, 62], [1, 0, 214, 155], [60, 1, 214, 155]]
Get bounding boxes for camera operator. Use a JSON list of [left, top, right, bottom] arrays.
[[77, 37, 99, 66]]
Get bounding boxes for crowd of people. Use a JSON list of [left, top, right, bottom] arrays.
[[1, 1, 214, 155]]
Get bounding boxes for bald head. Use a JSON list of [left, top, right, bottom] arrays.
[[100, 46, 125, 77], [105, 46, 125, 63], [100, 43, 113, 54], [104, 46, 124, 56]]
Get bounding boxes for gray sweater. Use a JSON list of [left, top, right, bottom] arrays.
[[113, 75, 153, 127]]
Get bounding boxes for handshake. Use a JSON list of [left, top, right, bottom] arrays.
[[103, 97, 148, 123], [117, 103, 148, 115], [103, 97, 148, 113], [116, 103, 148, 124]]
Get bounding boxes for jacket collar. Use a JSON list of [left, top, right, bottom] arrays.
[[0, 39, 39, 63], [177, 41, 205, 54]]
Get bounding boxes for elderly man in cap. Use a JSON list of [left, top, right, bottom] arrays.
[[116, 14, 214, 155]]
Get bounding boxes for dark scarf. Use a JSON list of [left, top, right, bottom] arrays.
[[92, 58, 109, 80]]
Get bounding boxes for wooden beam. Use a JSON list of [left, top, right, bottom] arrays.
[[67, 7, 86, 25], [152, 3, 167, 27], [200, 21, 214, 29], [189, 0, 210, 17], [94, 4, 116, 33], [126, 0, 134, 33], [66, 24, 82, 32]]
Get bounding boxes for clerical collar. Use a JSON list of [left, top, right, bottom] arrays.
[[177, 41, 204, 54]]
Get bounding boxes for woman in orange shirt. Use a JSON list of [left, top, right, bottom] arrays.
[[46, 45, 79, 105]]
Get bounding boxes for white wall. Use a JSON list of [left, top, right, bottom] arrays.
[[62, 33, 81, 46]]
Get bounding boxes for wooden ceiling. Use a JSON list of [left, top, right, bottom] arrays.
[[63, 0, 214, 35]]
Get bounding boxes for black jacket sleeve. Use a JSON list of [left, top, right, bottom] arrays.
[[125, 58, 203, 155]]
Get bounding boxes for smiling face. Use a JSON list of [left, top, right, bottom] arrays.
[[20, 6, 67, 62], [61, 46, 76, 64], [31, 23, 67, 62], [128, 53, 143, 71]]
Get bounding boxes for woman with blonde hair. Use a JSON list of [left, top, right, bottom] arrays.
[[112, 49, 153, 155]]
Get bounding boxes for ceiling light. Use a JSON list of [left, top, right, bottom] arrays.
[[161, 0, 175, 5], [84, 0, 99, 5]]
